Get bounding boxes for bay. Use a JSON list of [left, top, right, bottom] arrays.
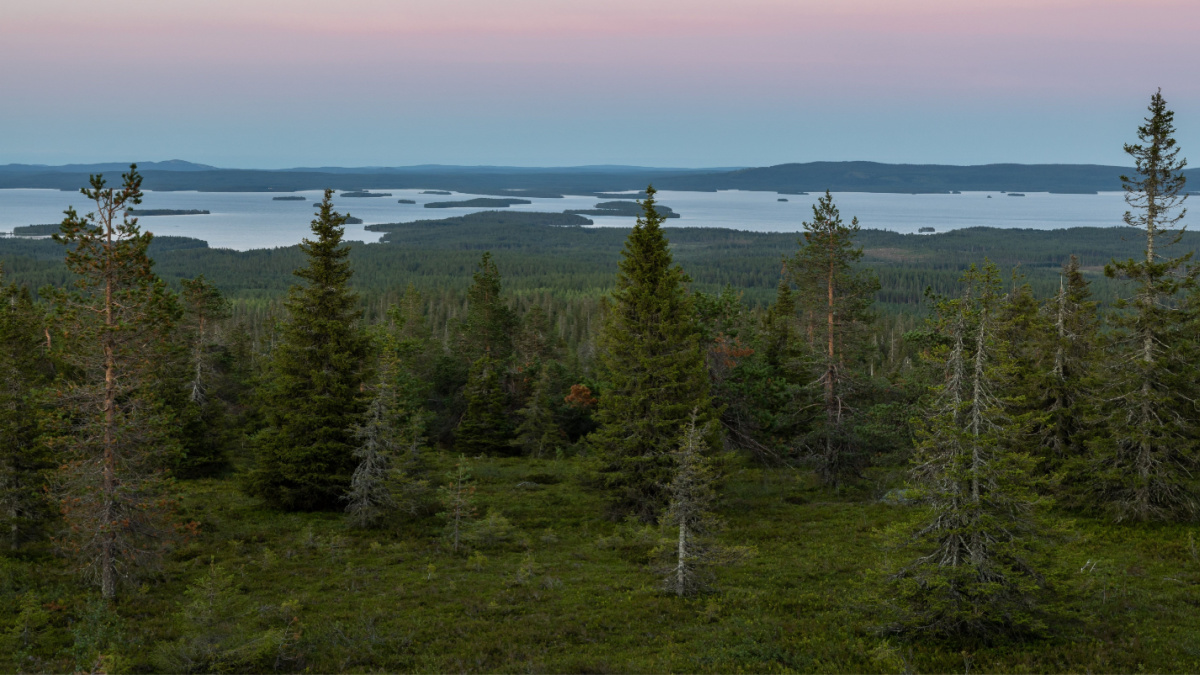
[[0, 188, 1129, 251]]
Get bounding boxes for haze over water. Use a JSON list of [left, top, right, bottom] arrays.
[[0, 188, 1131, 251]]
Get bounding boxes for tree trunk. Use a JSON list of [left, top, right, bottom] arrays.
[[676, 519, 687, 597]]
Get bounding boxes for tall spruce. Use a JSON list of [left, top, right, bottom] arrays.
[[47, 166, 181, 599], [788, 191, 879, 485], [0, 272, 52, 550], [592, 186, 714, 521], [886, 262, 1046, 639], [455, 354, 513, 455], [174, 275, 232, 477], [1036, 257, 1098, 466], [1089, 90, 1198, 521], [247, 190, 371, 511]]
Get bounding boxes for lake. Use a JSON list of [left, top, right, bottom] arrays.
[[0, 188, 1131, 251]]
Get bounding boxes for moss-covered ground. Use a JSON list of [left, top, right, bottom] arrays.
[[3, 454, 1200, 672]]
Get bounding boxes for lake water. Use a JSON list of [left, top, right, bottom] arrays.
[[0, 188, 1131, 251]]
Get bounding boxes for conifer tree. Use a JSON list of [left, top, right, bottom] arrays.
[[787, 191, 879, 485], [47, 166, 181, 599], [344, 368, 402, 528], [661, 412, 745, 596], [247, 190, 371, 511], [592, 186, 714, 521], [0, 273, 52, 550], [174, 275, 232, 477], [1089, 90, 1198, 521], [455, 354, 513, 455], [886, 262, 1046, 639], [459, 252, 517, 364], [511, 368, 563, 457], [438, 456, 476, 553], [1035, 257, 1098, 465]]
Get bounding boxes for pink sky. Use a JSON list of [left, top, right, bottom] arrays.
[[3, 0, 1198, 166]]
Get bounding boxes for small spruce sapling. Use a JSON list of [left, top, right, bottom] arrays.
[[438, 456, 477, 552]]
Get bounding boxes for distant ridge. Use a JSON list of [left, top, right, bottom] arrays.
[[1, 160, 1193, 195]]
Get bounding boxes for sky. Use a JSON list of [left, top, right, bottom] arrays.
[[2, 0, 1199, 168]]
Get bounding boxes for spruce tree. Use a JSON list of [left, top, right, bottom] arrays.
[[247, 190, 371, 511], [787, 191, 879, 485], [1089, 90, 1198, 521], [459, 252, 517, 364], [47, 166, 181, 599], [592, 186, 714, 521], [1035, 257, 1098, 467], [661, 412, 746, 596], [885, 262, 1046, 640], [455, 354, 513, 455], [511, 368, 563, 458], [174, 275, 232, 477], [0, 273, 52, 550], [344, 367, 402, 528]]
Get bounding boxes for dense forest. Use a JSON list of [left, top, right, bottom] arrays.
[[2, 93, 1200, 673]]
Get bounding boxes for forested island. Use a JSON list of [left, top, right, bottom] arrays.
[[1, 93, 1199, 673], [565, 200, 680, 218], [341, 191, 392, 198], [425, 197, 533, 208], [272, 195, 307, 201], [126, 208, 210, 216]]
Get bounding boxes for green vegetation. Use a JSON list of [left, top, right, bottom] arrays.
[[126, 209, 210, 216], [11, 224, 59, 236], [425, 198, 533, 209], [566, 200, 681, 218], [3, 92, 1200, 673]]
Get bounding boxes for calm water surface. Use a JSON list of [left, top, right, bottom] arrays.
[[0, 188, 1130, 251]]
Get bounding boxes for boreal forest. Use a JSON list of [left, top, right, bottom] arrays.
[[2, 92, 1200, 673]]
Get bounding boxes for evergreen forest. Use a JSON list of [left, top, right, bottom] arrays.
[[3, 92, 1200, 673]]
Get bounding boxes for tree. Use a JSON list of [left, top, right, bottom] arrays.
[[47, 166, 180, 600], [661, 412, 746, 596], [885, 262, 1046, 640], [591, 186, 715, 521], [787, 191, 879, 485], [458, 252, 517, 364], [438, 456, 476, 553], [343, 369, 402, 528], [1034, 257, 1098, 467], [0, 272, 52, 550], [247, 190, 371, 511], [455, 354, 513, 455], [1089, 90, 1198, 521], [174, 275, 232, 477], [511, 368, 563, 457]]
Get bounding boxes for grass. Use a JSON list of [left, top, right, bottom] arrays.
[[3, 454, 1200, 672]]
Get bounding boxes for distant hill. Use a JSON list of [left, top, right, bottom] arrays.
[[2, 161, 1194, 195]]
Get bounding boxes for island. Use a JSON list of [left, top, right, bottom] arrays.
[[126, 209, 210, 216], [420, 190, 452, 195], [272, 196, 307, 201], [345, 216, 364, 224], [1007, 193, 1027, 197], [340, 191, 392, 198], [12, 224, 59, 236], [918, 227, 936, 233], [564, 200, 680, 218], [424, 198, 533, 209], [365, 211, 593, 242], [777, 198, 788, 202], [397, 199, 416, 204]]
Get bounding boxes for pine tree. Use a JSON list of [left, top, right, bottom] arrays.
[[787, 191, 879, 485], [247, 190, 371, 511], [592, 186, 714, 521], [885, 262, 1046, 640], [511, 368, 563, 458], [46, 166, 180, 600], [455, 354, 513, 455], [0, 272, 52, 550], [1089, 90, 1198, 521]]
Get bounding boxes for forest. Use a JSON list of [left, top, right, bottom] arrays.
[[1, 92, 1200, 673]]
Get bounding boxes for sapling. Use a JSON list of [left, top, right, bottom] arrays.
[[438, 456, 477, 552]]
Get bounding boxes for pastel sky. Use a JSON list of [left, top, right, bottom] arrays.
[[3, 0, 1198, 167]]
